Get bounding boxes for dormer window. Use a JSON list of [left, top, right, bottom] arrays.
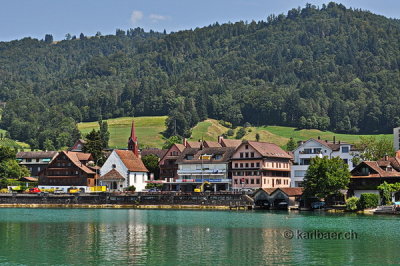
[[387, 166, 393, 172], [214, 154, 222, 160], [361, 167, 369, 176], [342, 146, 349, 153], [186, 155, 194, 160]]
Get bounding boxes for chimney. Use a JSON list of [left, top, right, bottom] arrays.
[[333, 136, 336, 144], [318, 136, 320, 140], [218, 135, 223, 144], [183, 138, 188, 147], [339, 141, 341, 144], [384, 154, 389, 161]]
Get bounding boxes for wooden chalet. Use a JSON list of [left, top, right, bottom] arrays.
[[350, 155, 400, 200], [38, 151, 98, 190]]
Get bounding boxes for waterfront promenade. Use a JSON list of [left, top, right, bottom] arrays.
[[0, 192, 254, 210]]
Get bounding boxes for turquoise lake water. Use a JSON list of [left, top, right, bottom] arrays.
[[0, 208, 399, 265]]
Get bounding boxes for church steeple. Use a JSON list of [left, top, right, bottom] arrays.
[[128, 120, 139, 156]]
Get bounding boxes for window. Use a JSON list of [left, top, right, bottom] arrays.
[[245, 163, 249, 168], [251, 179, 254, 184], [250, 152, 254, 158], [26, 159, 32, 162], [215, 154, 222, 160], [112, 164, 116, 168], [240, 163, 243, 168], [251, 163, 254, 167], [343, 159, 348, 164], [342, 146, 349, 153], [245, 145, 249, 149], [263, 179, 266, 184], [234, 163, 238, 168], [36, 159, 40, 162], [186, 155, 194, 160], [256, 162, 260, 167], [245, 152, 249, 158], [234, 179, 238, 184], [256, 179, 260, 184]]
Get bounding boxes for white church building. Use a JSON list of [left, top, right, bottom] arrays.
[[99, 121, 148, 192]]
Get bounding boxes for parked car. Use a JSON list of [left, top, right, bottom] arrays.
[[28, 188, 41, 194]]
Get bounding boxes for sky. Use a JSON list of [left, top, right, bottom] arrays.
[[0, 0, 399, 42]]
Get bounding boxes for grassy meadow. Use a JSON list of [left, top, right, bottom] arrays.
[[77, 116, 393, 149], [77, 116, 168, 149]]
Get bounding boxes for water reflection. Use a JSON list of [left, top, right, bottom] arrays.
[[0, 209, 399, 265]]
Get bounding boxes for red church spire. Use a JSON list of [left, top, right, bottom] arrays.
[[128, 120, 139, 156]]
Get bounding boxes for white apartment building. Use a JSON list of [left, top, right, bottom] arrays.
[[291, 138, 358, 187]]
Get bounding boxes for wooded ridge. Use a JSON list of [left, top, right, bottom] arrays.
[[0, 2, 399, 150]]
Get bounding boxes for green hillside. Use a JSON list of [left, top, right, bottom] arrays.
[[78, 116, 167, 149], [0, 129, 30, 150], [1, 3, 400, 151], [78, 116, 393, 149]]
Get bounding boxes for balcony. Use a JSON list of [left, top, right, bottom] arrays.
[[177, 169, 226, 175]]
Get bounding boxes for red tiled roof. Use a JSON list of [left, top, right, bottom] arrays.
[[76, 153, 92, 161], [261, 188, 276, 195], [186, 141, 201, 148], [351, 160, 400, 178], [247, 141, 292, 159], [115, 150, 148, 172], [16, 151, 58, 159], [203, 141, 222, 148], [140, 148, 168, 159], [220, 138, 242, 148], [276, 187, 304, 196], [175, 144, 186, 152], [99, 168, 125, 181], [63, 151, 95, 174]]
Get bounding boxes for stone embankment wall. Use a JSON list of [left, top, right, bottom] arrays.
[[0, 192, 253, 207]]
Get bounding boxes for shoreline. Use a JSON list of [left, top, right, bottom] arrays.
[[0, 203, 235, 210]]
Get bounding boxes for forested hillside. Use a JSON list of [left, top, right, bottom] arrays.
[[0, 2, 399, 150]]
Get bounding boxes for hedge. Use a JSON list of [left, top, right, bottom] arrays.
[[358, 193, 379, 209], [346, 197, 360, 211]]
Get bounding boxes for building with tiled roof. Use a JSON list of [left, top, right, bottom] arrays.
[[203, 141, 222, 148], [291, 137, 359, 187], [219, 137, 242, 148], [350, 155, 400, 200], [253, 187, 304, 209], [140, 148, 168, 160], [100, 121, 149, 192], [159, 143, 186, 181], [166, 146, 236, 192], [16, 151, 58, 177], [231, 141, 292, 191], [38, 151, 97, 192]]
